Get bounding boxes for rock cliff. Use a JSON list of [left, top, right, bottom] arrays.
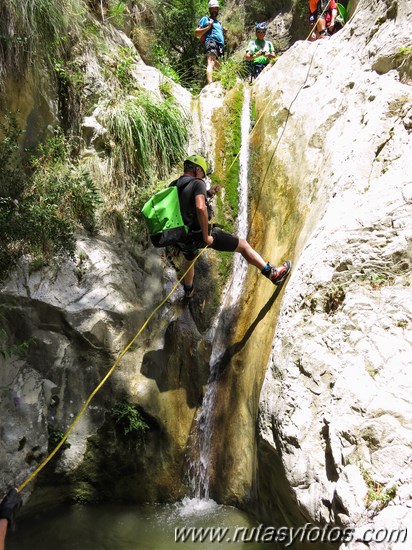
[[0, 1, 411, 548], [255, 0, 412, 547]]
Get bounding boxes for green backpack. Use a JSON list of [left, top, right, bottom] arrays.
[[141, 178, 191, 248]]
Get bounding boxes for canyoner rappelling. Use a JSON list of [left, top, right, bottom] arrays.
[[3, 53, 294, 543], [0, 0, 371, 546], [142, 154, 291, 298], [7, 99, 293, 532]]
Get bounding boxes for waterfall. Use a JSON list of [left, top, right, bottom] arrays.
[[225, 85, 251, 307], [188, 97, 204, 155], [187, 86, 251, 499]]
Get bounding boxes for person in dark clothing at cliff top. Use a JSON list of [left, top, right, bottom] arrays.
[[175, 155, 291, 298], [0, 489, 22, 550], [194, 0, 227, 84], [309, 0, 338, 39]]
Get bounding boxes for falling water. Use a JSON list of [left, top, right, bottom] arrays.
[[188, 96, 204, 155], [226, 85, 251, 307], [187, 86, 251, 499]]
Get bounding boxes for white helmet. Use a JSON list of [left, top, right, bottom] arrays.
[[208, 0, 219, 7]]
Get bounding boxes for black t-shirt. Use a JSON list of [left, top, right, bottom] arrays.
[[174, 176, 208, 231]]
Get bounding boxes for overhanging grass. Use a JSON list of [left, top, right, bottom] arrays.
[[103, 93, 191, 183], [0, 0, 87, 86]]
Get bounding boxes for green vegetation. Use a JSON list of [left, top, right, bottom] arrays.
[[103, 94, 190, 182], [360, 466, 397, 509], [0, 118, 101, 280], [244, 0, 277, 26], [214, 84, 243, 225], [0, 304, 33, 360], [368, 272, 394, 289], [107, 0, 127, 27], [153, 0, 208, 88], [0, 114, 26, 199], [111, 401, 149, 436], [0, 0, 87, 85], [336, 2, 351, 25], [222, 3, 245, 52], [215, 55, 249, 90], [398, 46, 412, 57], [211, 83, 244, 283], [114, 47, 139, 92], [48, 427, 71, 453]]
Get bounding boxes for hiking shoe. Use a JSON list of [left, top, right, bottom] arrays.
[[183, 284, 195, 299], [262, 260, 291, 285]]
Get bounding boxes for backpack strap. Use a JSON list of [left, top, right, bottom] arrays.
[[169, 176, 197, 190]]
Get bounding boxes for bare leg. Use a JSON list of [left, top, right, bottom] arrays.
[[183, 259, 195, 287], [206, 54, 216, 84], [317, 18, 327, 37], [235, 238, 266, 270]]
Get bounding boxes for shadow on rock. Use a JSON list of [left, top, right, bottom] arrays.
[[141, 309, 211, 408]]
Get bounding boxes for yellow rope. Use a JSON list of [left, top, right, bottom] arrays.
[[16, 1, 355, 495], [17, 245, 209, 493], [225, 1, 334, 175]]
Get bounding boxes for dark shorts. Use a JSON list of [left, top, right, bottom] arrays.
[[205, 39, 224, 59], [316, 0, 330, 19], [177, 227, 239, 261], [251, 62, 268, 79]]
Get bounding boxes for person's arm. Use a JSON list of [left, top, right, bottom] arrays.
[[195, 194, 213, 244], [246, 49, 263, 61], [329, 8, 337, 29], [207, 184, 221, 197], [245, 42, 263, 61], [194, 17, 213, 39], [265, 41, 276, 59], [0, 519, 7, 550]]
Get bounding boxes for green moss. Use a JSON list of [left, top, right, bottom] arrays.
[[214, 84, 243, 217], [71, 481, 98, 504], [212, 83, 244, 284], [48, 427, 71, 453]]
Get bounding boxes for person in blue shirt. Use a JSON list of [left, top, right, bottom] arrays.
[[194, 0, 227, 84]]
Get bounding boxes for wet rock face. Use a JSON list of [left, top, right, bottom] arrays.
[[255, 0, 412, 544], [0, 235, 210, 507]]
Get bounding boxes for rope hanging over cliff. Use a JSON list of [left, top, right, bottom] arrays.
[[16, 245, 210, 494], [15, 1, 356, 495]]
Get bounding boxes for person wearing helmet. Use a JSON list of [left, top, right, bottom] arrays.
[[194, 0, 227, 84], [175, 155, 291, 298], [245, 22, 276, 81], [308, 0, 338, 39]]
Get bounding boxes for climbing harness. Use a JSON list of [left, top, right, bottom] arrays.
[[13, 1, 357, 496]]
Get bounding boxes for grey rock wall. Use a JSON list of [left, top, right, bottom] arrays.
[[0, 234, 210, 508], [255, 0, 412, 546]]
